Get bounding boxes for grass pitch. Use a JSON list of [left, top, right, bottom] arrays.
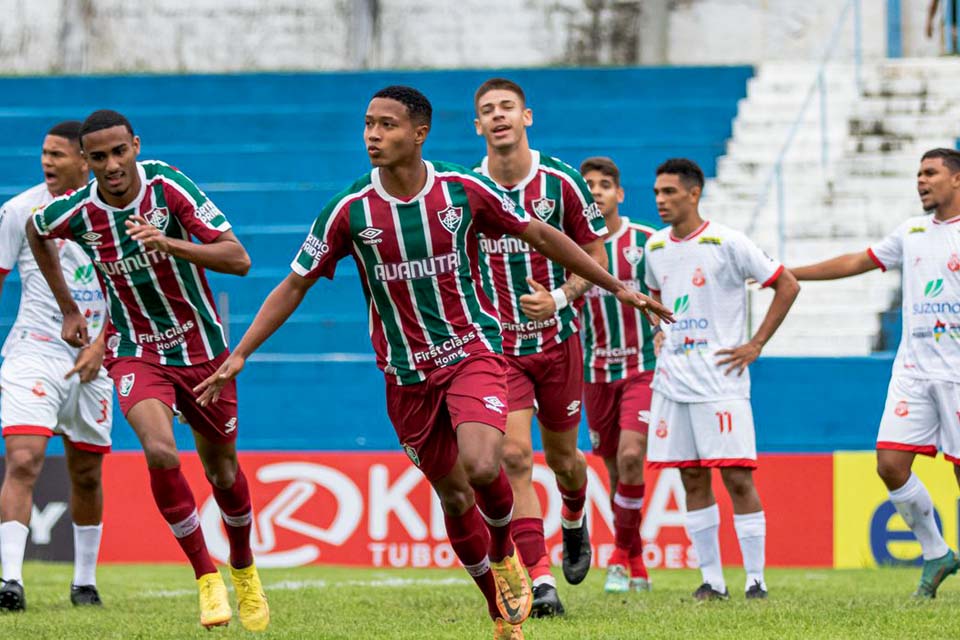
[[1, 562, 954, 639]]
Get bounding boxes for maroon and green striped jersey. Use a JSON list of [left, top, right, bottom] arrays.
[[291, 160, 530, 386], [580, 217, 657, 383], [476, 150, 607, 356], [33, 161, 231, 366]]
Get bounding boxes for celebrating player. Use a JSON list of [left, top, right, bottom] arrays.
[[27, 110, 269, 630], [577, 157, 656, 593], [791, 148, 960, 598], [194, 86, 671, 640], [0, 121, 111, 611], [644, 158, 799, 601], [473, 78, 607, 617]]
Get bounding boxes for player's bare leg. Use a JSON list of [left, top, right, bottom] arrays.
[[608, 430, 649, 593], [878, 449, 958, 598], [64, 442, 104, 605], [680, 467, 727, 601], [0, 434, 47, 611], [126, 399, 228, 627], [720, 467, 766, 598], [541, 425, 591, 586]]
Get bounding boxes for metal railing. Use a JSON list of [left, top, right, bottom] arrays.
[[944, 0, 960, 53], [745, 0, 862, 260]]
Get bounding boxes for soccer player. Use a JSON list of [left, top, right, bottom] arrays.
[[790, 148, 960, 598], [0, 121, 111, 611], [26, 110, 269, 630], [578, 157, 656, 593], [644, 158, 799, 601], [473, 78, 607, 617], [194, 86, 671, 640]]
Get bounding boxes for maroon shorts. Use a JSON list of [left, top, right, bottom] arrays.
[[385, 353, 508, 482], [505, 335, 583, 432], [106, 350, 239, 444], [584, 370, 654, 458]]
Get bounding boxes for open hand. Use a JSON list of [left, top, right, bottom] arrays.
[[715, 341, 761, 376], [519, 277, 557, 321], [615, 289, 674, 325], [125, 215, 170, 253], [194, 353, 246, 406]]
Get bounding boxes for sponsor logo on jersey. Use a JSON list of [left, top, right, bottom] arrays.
[[81, 231, 102, 245], [144, 207, 169, 230], [483, 395, 506, 414], [501, 196, 517, 215], [412, 330, 477, 367], [909, 226, 926, 234], [224, 417, 238, 434], [925, 279, 944, 298], [479, 235, 530, 254], [623, 246, 643, 265], [437, 205, 463, 233], [591, 346, 638, 358], [73, 264, 95, 285], [98, 249, 166, 276], [531, 197, 556, 221], [698, 236, 723, 245], [894, 400, 909, 417], [681, 336, 710, 354], [649, 241, 665, 252], [582, 202, 603, 223], [31, 381, 46, 398], [301, 235, 330, 259], [949, 253, 960, 272], [566, 400, 581, 416], [119, 373, 135, 397], [934, 320, 947, 341], [137, 321, 196, 350], [692, 267, 706, 287], [373, 253, 460, 282], [358, 228, 383, 245], [655, 419, 668, 438], [402, 443, 420, 466], [194, 200, 222, 226], [673, 294, 690, 315]]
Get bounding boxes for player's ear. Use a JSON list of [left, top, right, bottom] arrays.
[[132, 135, 141, 156], [617, 186, 625, 204], [523, 107, 533, 127], [474, 117, 483, 137], [414, 123, 430, 146]]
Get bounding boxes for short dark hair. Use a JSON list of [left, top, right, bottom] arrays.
[[372, 86, 432, 127], [921, 148, 960, 173], [47, 120, 82, 143], [580, 156, 620, 187], [474, 78, 526, 109], [656, 158, 705, 191], [78, 110, 135, 147]]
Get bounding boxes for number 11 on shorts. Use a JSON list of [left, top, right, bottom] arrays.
[[716, 410, 733, 433]]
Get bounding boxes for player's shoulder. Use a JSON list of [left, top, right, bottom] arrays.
[[644, 226, 671, 253], [319, 173, 375, 216], [142, 159, 186, 181], [895, 213, 936, 236], [625, 218, 659, 239], [537, 152, 580, 179], [2, 183, 50, 216], [39, 182, 93, 219], [433, 160, 502, 195]]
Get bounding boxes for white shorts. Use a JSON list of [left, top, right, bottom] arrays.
[[877, 374, 960, 463], [0, 352, 113, 452], [647, 391, 757, 468]]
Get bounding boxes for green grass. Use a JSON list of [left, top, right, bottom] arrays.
[[1, 563, 956, 639]]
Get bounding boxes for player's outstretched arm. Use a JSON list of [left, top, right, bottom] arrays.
[[194, 272, 315, 406], [790, 252, 878, 281], [518, 219, 673, 323], [716, 269, 800, 375], [125, 216, 251, 276], [26, 220, 88, 347], [518, 239, 603, 321]]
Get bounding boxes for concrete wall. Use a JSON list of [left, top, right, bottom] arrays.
[[0, 0, 900, 74]]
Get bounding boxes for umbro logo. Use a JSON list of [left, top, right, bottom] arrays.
[[81, 231, 102, 245], [483, 395, 506, 414], [359, 227, 383, 245], [566, 400, 581, 416], [224, 417, 238, 434]]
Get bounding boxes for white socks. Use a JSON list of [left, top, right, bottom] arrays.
[[685, 504, 725, 592], [0, 521, 29, 583], [734, 511, 766, 591], [73, 523, 103, 587], [889, 473, 950, 561]]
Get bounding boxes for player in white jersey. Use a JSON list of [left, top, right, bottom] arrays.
[[791, 148, 960, 598], [0, 121, 112, 611], [644, 159, 799, 601]]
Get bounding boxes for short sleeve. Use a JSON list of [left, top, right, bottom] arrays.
[[731, 232, 783, 287], [559, 171, 607, 244], [0, 202, 24, 273], [32, 199, 78, 241], [868, 223, 906, 272], [643, 236, 661, 292], [291, 197, 353, 280], [157, 165, 231, 243], [464, 174, 531, 239]]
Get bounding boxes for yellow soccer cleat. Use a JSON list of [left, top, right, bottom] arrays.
[[230, 563, 270, 632], [197, 572, 231, 629], [493, 618, 525, 640], [489, 551, 532, 625]]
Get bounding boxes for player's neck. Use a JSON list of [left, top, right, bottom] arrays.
[[934, 204, 960, 222], [603, 212, 621, 237], [486, 141, 533, 187], [99, 174, 142, 209], [670, 212, 705, 239], [378, 158, 428, 200]]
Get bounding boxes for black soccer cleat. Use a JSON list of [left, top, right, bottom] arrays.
[[745, 580, 767, 600], [693, 582, 729, 602], [561, 519, 592, 585], [0, 579, 26, 612], [530, 583, 565, 618], [70, 584, 103, 606]]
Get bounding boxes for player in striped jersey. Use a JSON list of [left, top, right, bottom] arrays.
[[27, 111, 269, 631], [194, 86, 671, 640], [578, 157, 655, 594], [473, 78, 607, 616]]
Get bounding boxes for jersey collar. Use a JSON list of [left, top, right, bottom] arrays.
[[479, 149, 541, 192], [91, 163, 147, 212], [932, 213, 960, 225], [371, 160, 436, 205], [669, 219, 710, 242], [605, 216, 631, 243]]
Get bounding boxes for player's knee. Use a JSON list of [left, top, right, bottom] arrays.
[[720, 469, 755, 498], [501, 441, 533, 477], [70, 465, 102, 495], [141, 443, 180, 470], [205, 465, 238, 490], [461, 457, 499, 486], [618, 446, 645, 473], [680, 468, 711, 495], [876, 458, 910, 487], [544, 448, 578, 480], [437, 488, 474, 516], [5, 448, 44, 483]]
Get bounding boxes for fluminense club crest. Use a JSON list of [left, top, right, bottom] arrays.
[[437, 205, 463, 234], [623, 246, 643, 265], [531, 197, 556, 221], [144, 207, 169, 230]]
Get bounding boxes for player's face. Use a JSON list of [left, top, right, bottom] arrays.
[[40, 134, 88, 197], [654, 173, 699, 225], [474, 89, 532, 150], [82, 125, 141, 202], [917, 157, 960, 211], [583, 169, 624, 219], [365, 98, 427, 168]]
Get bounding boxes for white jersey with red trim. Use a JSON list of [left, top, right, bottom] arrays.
[[0, 183, 106, 360], [868, 213, 960, 382], [644, 220, 783, 402]]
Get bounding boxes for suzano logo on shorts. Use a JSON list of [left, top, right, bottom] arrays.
[[119, 373, 135, 397]]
